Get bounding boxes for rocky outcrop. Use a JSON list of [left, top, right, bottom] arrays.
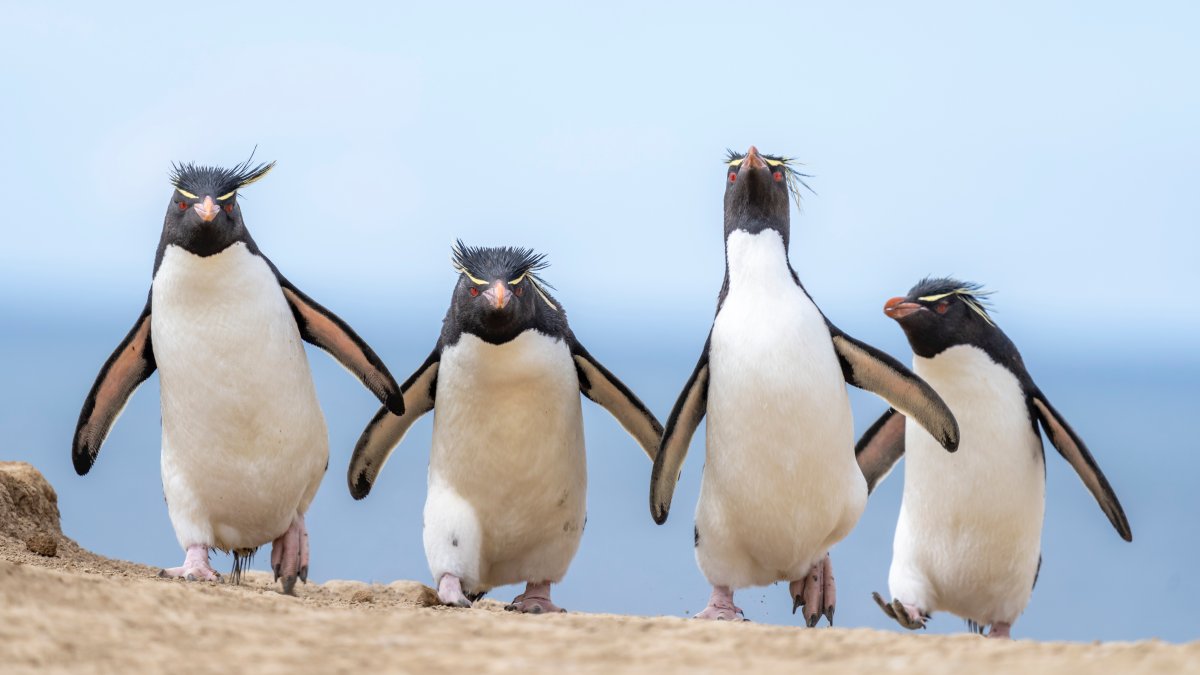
[[0, 462, 63, 555]]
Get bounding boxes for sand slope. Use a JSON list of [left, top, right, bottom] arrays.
[[2, 462, 1196, 674]]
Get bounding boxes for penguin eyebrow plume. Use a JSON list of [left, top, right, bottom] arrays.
[[451, 240, 557, 309], [724, 149, 814, 208], [169, 151, 276, 200], [911, 277, 997, 326]]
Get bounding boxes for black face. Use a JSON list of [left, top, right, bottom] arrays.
[[160, 188, 248, 257], [884, 277, 1018, 363], [442, 242, 566, 346], [153, 158, 275, 272], [723, 146, 794, 247]]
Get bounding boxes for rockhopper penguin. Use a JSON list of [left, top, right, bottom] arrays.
[[858, 278, 1132, 638], [73, 157, 402, 594], [348, 242, 662, 613], [651, 146, 961, 625]]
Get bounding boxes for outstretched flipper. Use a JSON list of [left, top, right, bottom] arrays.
[[855, 407, 907, 494], [1030, 389, 1132, 541], [73, 298, 156, 475], [650, 337, 710, 524], [276, 274, 403, 415], [827, 324, 959, 452], [568, 334, 663, 461], [347, 349, 440, 499]]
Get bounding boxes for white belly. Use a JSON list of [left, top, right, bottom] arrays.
[[424, 331, 586, 592], [151, 243, 328, 551], [696, 230, 866, 589], [890, 344, 1045, 624]]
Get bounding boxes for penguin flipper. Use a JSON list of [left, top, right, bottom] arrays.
[[347, 349, 440, 499], [1031, 391, 1132, 541], [651, 336, 710, 524], [855, 407, 906, 494], [568, 334, 663, 461], [73, 298, 156, 476], [276, 277, 403, 415], [827, 326, 959, 452]]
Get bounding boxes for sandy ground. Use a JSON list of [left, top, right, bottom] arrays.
[[2, 462, 1197, 674]]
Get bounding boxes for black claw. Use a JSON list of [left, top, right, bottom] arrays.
[[281, 575, 297, 596], [273, 564, 281, 582], [299, 566, 308, 584], [806, 611, 820, 628], [825, 605, 835, 626], [792, 595, 803, 615]]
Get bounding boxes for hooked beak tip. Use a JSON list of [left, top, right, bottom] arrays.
[[193, 196, 219, 223], [743, 145, 766, 170], [884, 297, 922, 320]]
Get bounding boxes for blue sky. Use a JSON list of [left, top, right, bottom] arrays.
[[2, 1, 1197, 642]]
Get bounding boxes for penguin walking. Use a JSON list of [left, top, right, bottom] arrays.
[[858, 278, 1132, 638], [349, 242, 662, 613], [651, 147, 961, 625], [73, 158, 402, 593]]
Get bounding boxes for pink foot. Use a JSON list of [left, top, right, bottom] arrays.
[[437, 574, 473, 608], [872, 591, 928, 630], [160, 544, 221, 582], [988, 622, 1013, 639], [694, 585, 746, 621], [270, 515, 309, 595], [505, 581, 565, 614], [790, 554, 836, 627]]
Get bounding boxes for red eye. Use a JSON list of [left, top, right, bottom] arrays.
[[223, 203, 233, 214], [513, 285, 524, 297], [728, 173, 736, 183], [773, 171, 783, 182], [468, 287, 479, 297], [178, 201, 187, 210], [936, 301, 949, 314]]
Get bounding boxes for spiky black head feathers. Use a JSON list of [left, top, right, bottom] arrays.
[[725, 148, 814, 209], [169, 155, 275, 200], [908, 277, 995, 325], [451, 240, 552, 290], [444, 241, 565, 346], [888, 276, 1011, 360]]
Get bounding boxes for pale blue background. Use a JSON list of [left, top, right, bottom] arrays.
[[2, 2, 1197, 642]]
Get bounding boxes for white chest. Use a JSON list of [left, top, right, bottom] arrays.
[[707, 230, 851, 449], [150, 243, 322, 438], [431, 331, 585, 479]]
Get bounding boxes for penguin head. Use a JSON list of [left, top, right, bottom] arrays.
[[884, 277, 999, 358], [162, 156, 275, 256], [449, 241, 559, 343], [723, 146, 811, 246]]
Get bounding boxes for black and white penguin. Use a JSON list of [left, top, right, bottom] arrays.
[[348, 242, 662, 613], [651, 146, 961, 626], [858, 277, 1132, 638], [73, 157, 402, 594]]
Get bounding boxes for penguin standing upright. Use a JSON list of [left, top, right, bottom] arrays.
[[651, 147, 961, 625], [73, 158, 402, 593], [349, 242, 662, 613], [858, 278, 1132, 638]]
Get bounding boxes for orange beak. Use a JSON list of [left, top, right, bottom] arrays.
[[193, 195, 219, 223], [884, 297, 922, 320], [483, 281, 509, 309], [743, 145, 766, 170]]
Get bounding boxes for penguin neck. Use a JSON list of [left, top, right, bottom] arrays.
[[723, 228, 797, 291]]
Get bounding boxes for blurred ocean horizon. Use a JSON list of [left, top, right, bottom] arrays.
[[2, 0, 1197, 645], [3, 283, 1196, 642]]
